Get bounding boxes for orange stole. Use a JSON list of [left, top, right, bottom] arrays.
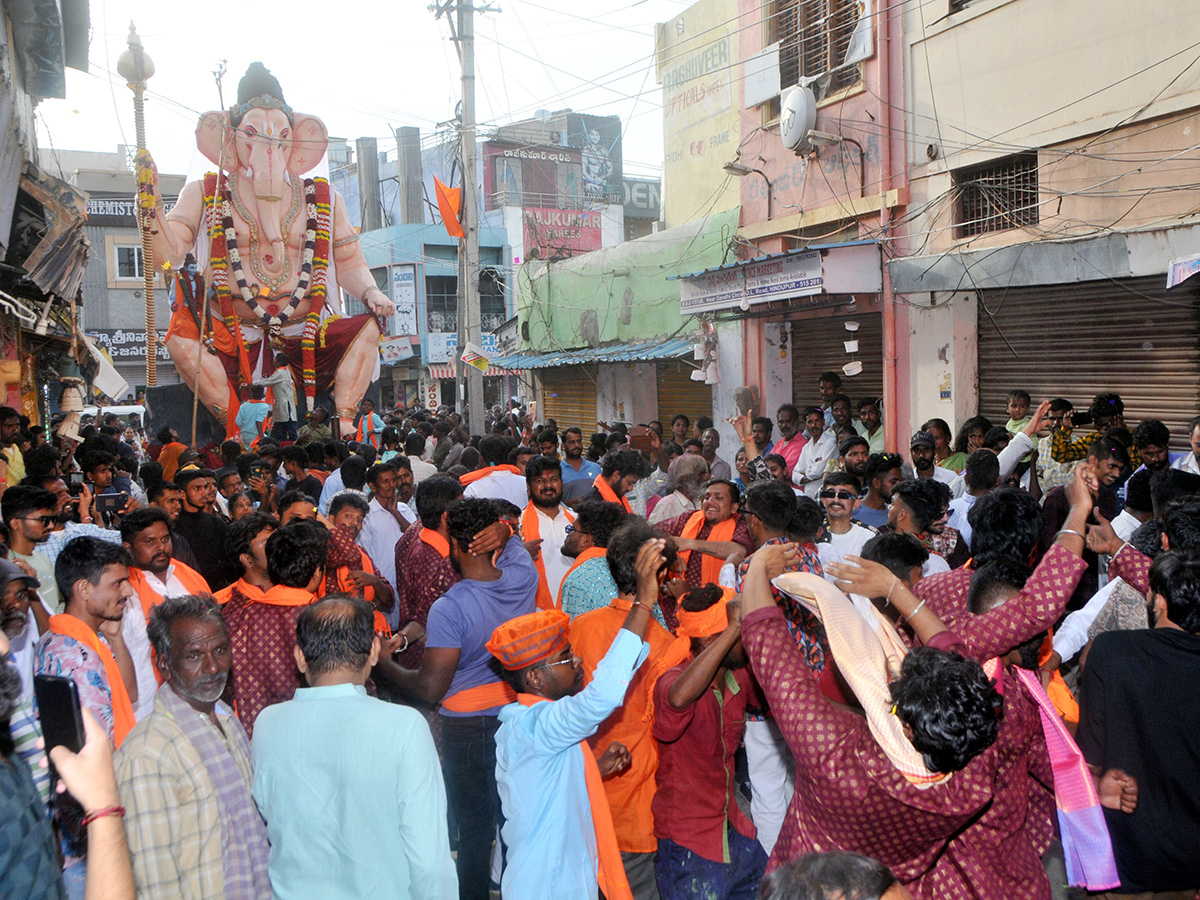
[[256, 585, 318, 607], [320, 548, 392, 636], [441, 680, 517, 713], [516, 694, 633, 900], [678, 511, 737, 586], [522, 503, 576, 610], [556, 547, 609, 608], [420, 528, 451, 558], [593, 475, 632, 513], [459, 464, 521, 486], [128, 563, 212, 621], [214, 578, 265, 605], [47, 614, 136, 748]]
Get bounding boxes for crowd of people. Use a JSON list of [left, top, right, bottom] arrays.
[[1, 372, 1198, 900]]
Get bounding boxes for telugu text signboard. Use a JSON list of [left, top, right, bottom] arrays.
[[678, 251, 825, 315]]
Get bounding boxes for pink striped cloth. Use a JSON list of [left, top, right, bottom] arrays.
[[1001, 663, 1120, 890]]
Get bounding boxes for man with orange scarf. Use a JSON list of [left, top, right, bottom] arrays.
[[521, 456, 574, 610], [653, 480, 754, 612], [118, 507, 211, 719], [35, 536, 139, 886], [652, 582, 765, 900], [569, 522, 689, 900], [589, 449, 650, 514], [488, 536, 662, 900]]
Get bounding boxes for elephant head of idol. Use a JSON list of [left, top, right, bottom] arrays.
[[195, 62, 328, 253]]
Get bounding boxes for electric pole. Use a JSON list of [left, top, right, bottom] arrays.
[[434, 0, 494, 432]]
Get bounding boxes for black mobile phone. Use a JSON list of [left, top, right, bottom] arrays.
[[34, 674, 86, 755], [96, 492, 129, 516], [67, 471, 84, 496]]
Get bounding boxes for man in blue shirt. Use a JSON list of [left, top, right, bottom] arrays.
[[488, 535, 664, 900], [252, 595, 457, 900], [561, 427, 602, 486], [234, 385, 271, 448]]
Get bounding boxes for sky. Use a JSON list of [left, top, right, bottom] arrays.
[[36, 0, 696, 180]]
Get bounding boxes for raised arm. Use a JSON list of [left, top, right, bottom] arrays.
[[740, 544, 851, 763], [931, 464, 1094, 661]]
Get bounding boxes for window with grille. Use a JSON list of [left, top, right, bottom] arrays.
[[772, 0, 862, 98], [949, 0, 976, 11], [115, 245, 143, 279], [426, 275, 458, 333], [953, 153, 1040, 238]]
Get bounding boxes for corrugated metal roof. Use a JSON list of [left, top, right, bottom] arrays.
[[492, 336, 696, 370], [670, 239, 879, 281]]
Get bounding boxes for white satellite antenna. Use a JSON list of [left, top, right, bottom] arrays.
[[780, 85, 817, 153]]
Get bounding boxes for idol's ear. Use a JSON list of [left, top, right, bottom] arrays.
[[289, 114, 328, 175], [195, 111, 236, 169]]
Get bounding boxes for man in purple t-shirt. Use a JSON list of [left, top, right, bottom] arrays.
[[375, 498, 537, 900]]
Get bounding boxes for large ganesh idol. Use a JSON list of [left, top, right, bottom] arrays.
[[145, 63, 394, 437]]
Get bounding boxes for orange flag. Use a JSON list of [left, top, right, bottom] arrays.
[[434, 176, 465, 238]]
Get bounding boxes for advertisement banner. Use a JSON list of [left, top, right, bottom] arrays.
[[744, 251, 822, 302], [391, 265, 418, 336], [523, 207, 603, 259], [380, 336, 415, 364]]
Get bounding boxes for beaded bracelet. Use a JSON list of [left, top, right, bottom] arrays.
[[81, 805, 125, 827]]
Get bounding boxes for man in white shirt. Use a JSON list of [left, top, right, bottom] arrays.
[[1172, 414, 1200, 475], [793, 406, 837, 499], [463, 435, 531, 509], [119, 506, 212, 719], [260, 352, 298, 441], [357, 464, 411, 624], [521, 456, 574, 609], [945, 450, 1000, 551], [819, 473, 876, 559], [405, 433, 439, 484], [648, 454, 709, 526]]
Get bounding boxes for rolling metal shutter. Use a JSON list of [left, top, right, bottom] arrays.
[[977, 276, 1200, 449], [655, 358, 712, 430], [540, 365, 598, 433], [789, 312, 884, 409]]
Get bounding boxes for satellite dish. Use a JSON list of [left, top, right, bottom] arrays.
[[780, 86, 817, 152]]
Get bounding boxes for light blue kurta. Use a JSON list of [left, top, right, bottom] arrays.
[[251, 683, 457, 900], [496, 628, 648, 900]]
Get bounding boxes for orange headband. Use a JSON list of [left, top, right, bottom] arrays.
[[675, 595, 731, 639]]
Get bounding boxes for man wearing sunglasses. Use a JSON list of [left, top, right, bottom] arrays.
[[819, 473, 876, 560], [2, 485, 61, 612]]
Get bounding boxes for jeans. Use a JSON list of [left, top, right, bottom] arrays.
[[656, 826, 767, 900], [441, 714, 503, 900], [272, 420, 298, 441]]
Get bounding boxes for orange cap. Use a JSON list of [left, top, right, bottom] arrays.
[[486, 609, 571, 670]]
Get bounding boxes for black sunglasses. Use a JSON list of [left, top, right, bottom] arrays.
[[819, 490, 857, 501]]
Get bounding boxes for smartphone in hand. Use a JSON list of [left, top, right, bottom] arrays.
[[34, 674, 87, 756]]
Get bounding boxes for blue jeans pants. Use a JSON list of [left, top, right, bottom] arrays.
[[440, 714, 503, 900]]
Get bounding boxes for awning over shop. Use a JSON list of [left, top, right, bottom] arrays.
[[492, 336, 696, 370], [671, 240, 883, 315]]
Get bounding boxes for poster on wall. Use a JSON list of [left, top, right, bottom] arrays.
[[391, 265, 418, 336], [567, 114, 623, 207], [427, 332, 458, 363]]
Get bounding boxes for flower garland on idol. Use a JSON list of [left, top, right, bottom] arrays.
[[204, 173, 331, 411]]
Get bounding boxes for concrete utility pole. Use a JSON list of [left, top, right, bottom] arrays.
[[434, 0, 493, 431]]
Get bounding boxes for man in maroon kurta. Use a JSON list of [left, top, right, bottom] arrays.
[[223, 520, 326, 736], [393, 475, 464, 669]]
